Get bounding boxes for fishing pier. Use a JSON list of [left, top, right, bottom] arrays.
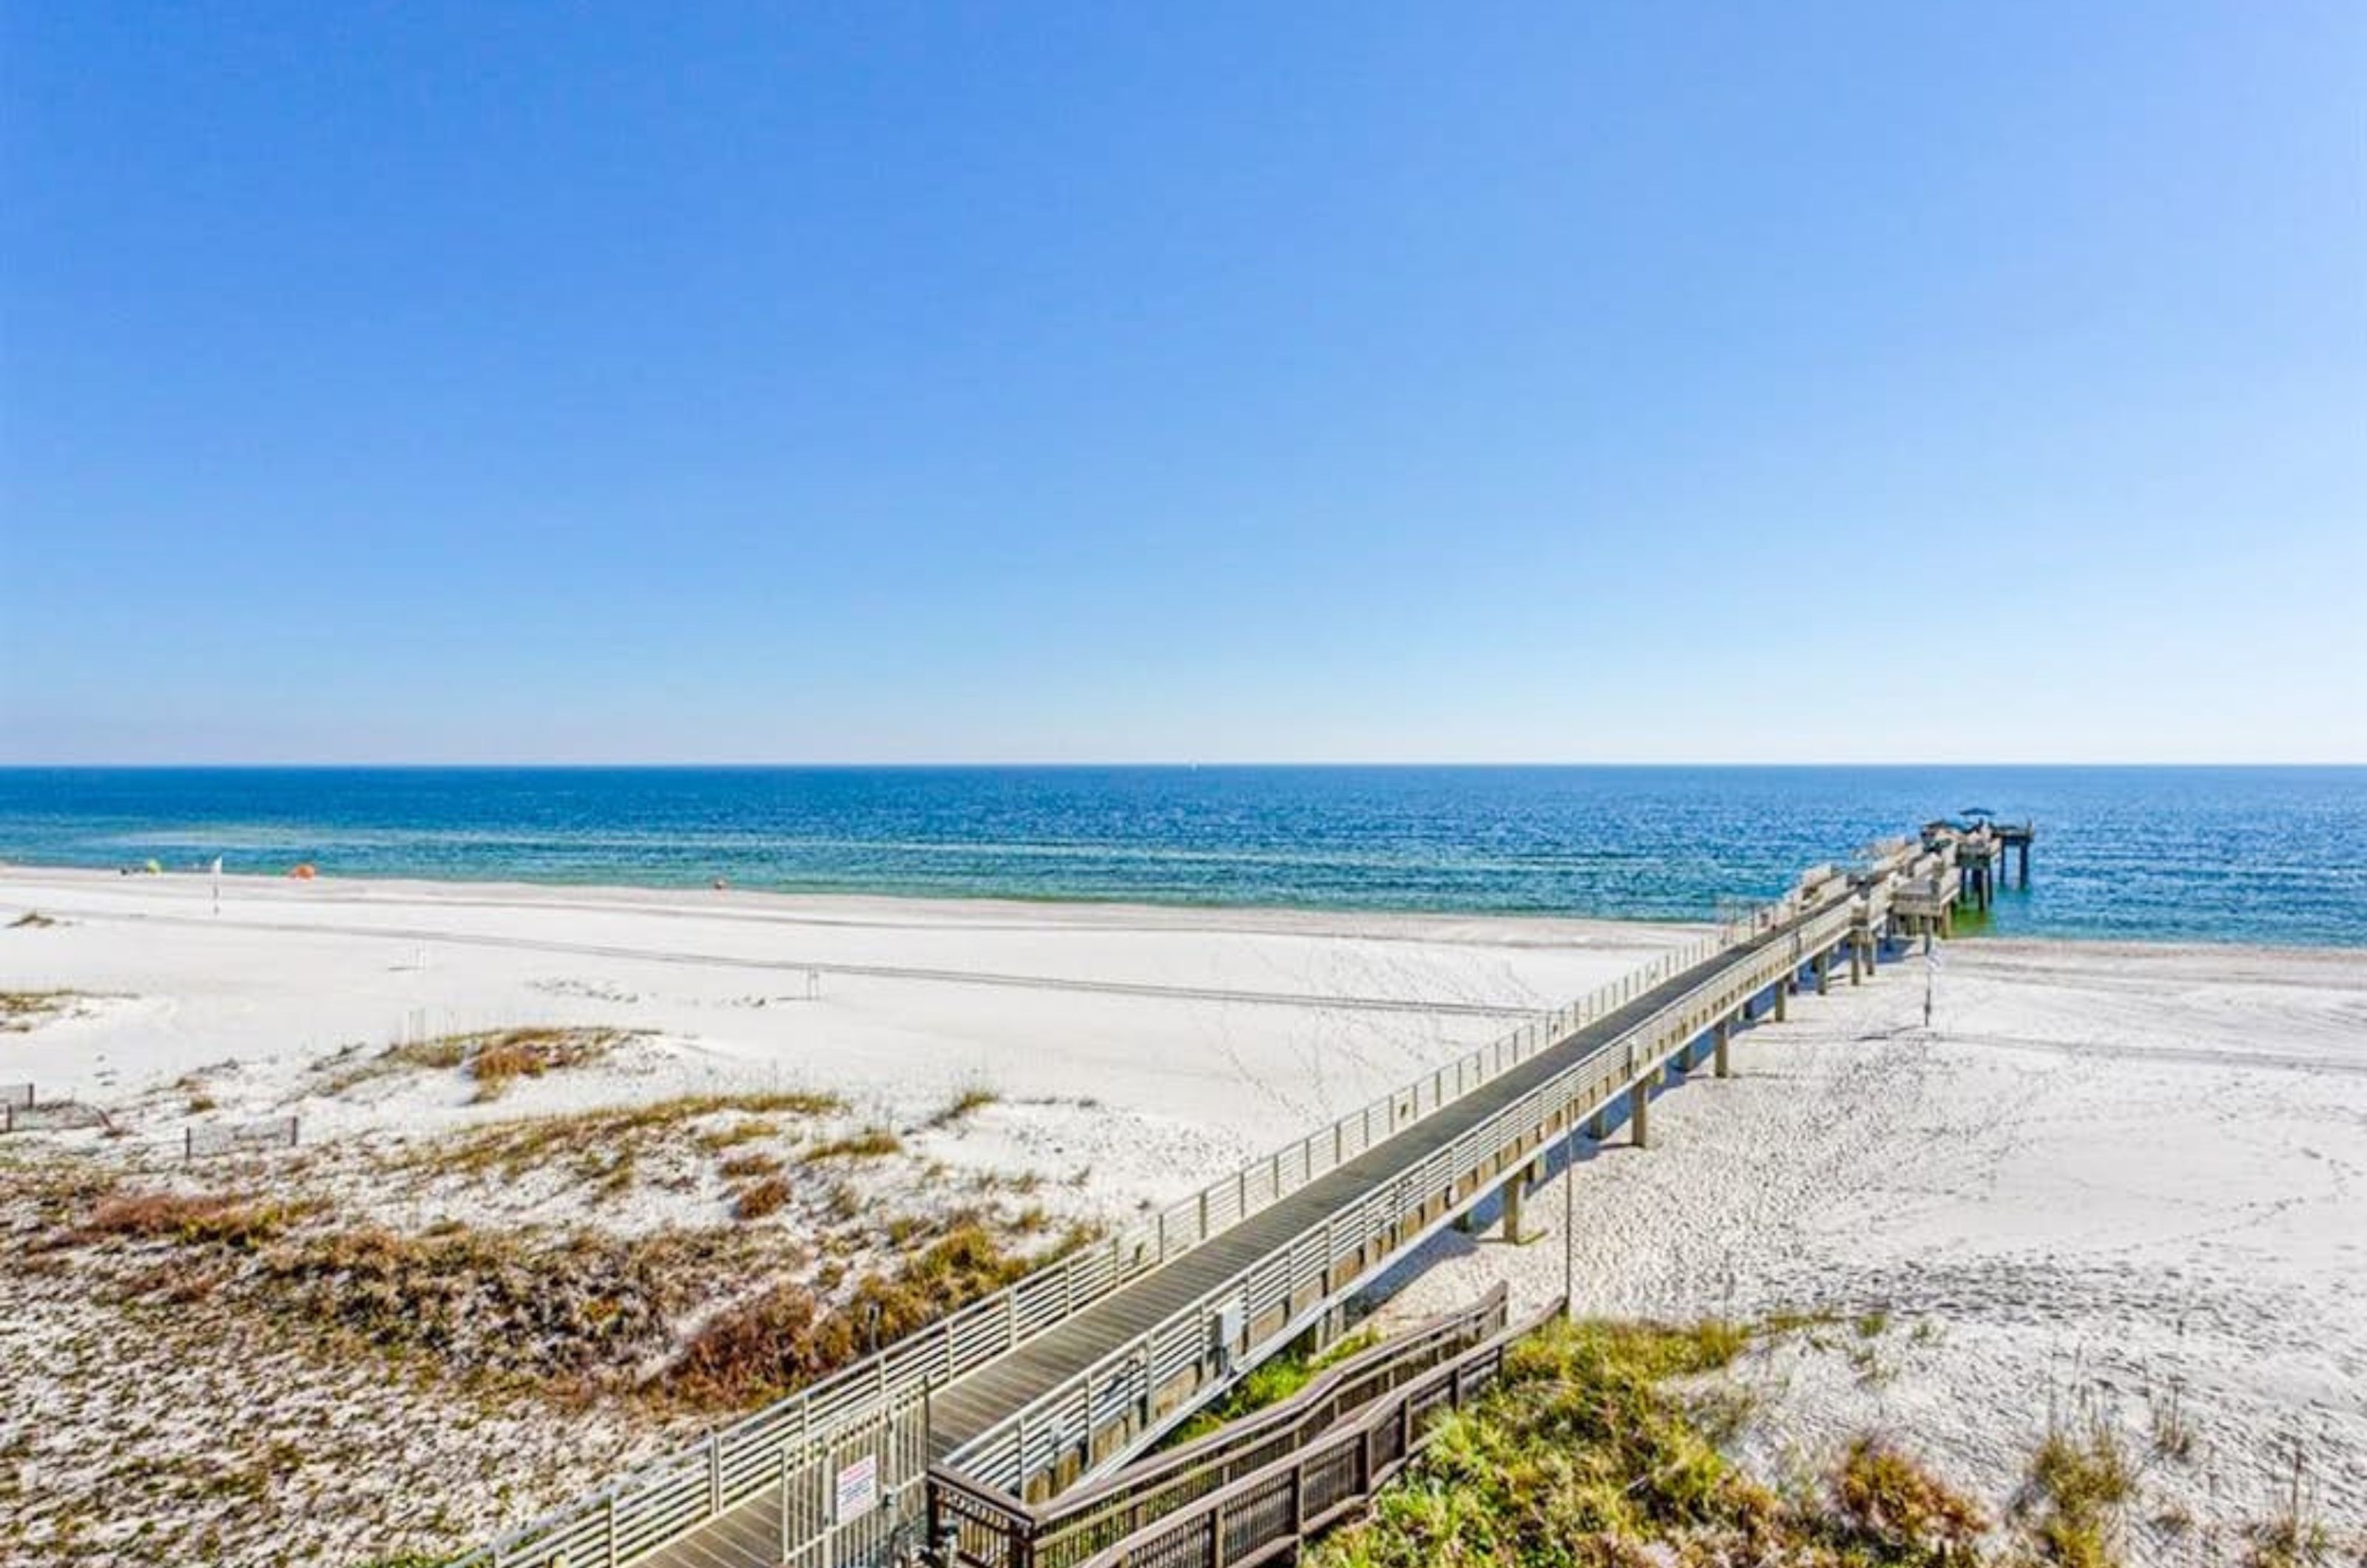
[[453, 818, 2028, 1568]]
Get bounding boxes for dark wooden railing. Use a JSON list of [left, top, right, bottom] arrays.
[[1073, 1300, 1559, 1568], [933, 1290, 1553, 1568]]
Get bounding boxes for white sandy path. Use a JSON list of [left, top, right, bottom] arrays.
[[1368, 937, 2367, 1550], [0, 866, 1696, 1214]]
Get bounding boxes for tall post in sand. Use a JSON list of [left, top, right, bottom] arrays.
[[1773, 980, 1788, 1023], [1814, 949, 1830, 996], [1628, 1083, 1650, 1148], [1561, 1111, 1578, 1320], [1713, 1018, 1731, 1078], [1922, 930, 1937, 1030]]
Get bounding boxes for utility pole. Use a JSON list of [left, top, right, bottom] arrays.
[[1922, 930, 1937, 1031], [1562, 1106, 1579, 1320]]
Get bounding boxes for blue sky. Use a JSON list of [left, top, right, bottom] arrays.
[[3, 2, 2361, 763]]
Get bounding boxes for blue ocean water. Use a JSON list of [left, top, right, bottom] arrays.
[[0, 766, 2360, 947]]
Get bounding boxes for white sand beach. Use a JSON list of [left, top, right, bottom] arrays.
[[2, 868, 2362, 1564], [1371, 936, 2367, 1550], [0, 867, 1689, 1566], [0, 865, 1691, 1215]]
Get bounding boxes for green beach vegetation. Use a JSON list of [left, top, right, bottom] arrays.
[[1299, 1315, 2232, 1568], [1161, 1325, 1384, 1447]]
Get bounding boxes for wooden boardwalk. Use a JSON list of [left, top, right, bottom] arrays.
[[459, 818, 2023, 1568], [637, 908, 1828, 1568], [929, 914, 1809, 1456]]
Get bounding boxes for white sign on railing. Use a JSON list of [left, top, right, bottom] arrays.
[[834, 1454, 878, 1524]]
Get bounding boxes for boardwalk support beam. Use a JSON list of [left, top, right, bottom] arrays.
[[1499, 1175, 1537, 1245]]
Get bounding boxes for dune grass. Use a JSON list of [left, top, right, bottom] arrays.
[[415, 1090, 846, 1183], [925, 1085, 1000, 1129], [807, 1128, 902, 1161], [1164, 1326, 1383, 1447], [732, 1175, 793, 1220], [659, 1223, 1033, 1409], [1306, 1316, 1985, 1568], [2013, 1418, 2135, 1568], [320, 1025, 648, 1101], [659, 1213, 1104, 1410], [82, 1190, 322, 1251], [0, 989, 84, 1031]]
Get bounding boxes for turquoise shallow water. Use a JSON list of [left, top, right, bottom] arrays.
[[0, 766, 2360, 947]]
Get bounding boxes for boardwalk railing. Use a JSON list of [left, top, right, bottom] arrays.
[[932, 1286, 1512, 1568], [946, 896, 1860, 1495], [453, 895, 1811, 1568], [1066, 1300, 1565, 1568]]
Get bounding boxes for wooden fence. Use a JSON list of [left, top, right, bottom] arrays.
[[184, 1115, 301, 1160], [1, 1099, 109, 1133]]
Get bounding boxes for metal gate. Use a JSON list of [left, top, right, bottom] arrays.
[[780, 1389, 935, 1568]]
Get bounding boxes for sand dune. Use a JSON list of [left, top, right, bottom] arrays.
[[3, 869, 2360, 1563]]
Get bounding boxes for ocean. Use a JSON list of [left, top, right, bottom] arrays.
[[0, 766, 2360, 947]]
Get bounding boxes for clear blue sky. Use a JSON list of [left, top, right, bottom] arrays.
[[4, 2, 2361, 763]]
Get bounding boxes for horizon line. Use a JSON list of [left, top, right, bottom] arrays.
[[1, 760, 2361, 771]]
